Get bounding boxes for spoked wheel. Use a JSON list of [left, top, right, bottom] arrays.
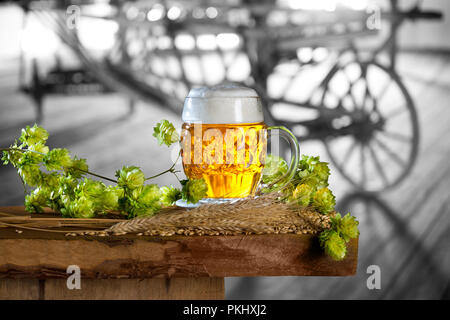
[[104, 2, 253, 113], [319, 59, 419, 192]]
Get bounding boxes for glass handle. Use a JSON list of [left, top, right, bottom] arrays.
[[265, 126, 300, 191]]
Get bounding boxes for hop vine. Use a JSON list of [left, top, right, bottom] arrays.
[[1, 123, 207, 219], [262, 153, 359, 260]]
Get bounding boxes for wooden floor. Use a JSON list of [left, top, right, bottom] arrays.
[[0, 52, 449, 299]]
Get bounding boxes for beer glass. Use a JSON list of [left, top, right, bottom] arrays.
[[180, 85, 299, 203]]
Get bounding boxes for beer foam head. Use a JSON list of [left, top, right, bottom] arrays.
[[182, 84, 264, 124]]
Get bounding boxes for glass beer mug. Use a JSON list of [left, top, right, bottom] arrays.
[[180, 85, 299, 203]]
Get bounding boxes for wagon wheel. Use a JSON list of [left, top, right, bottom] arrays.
[[319, 59, 419, 192], [103, 2, 252, 114]]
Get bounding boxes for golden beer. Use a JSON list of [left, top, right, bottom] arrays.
[[180, 84, 299, 203], [181, 122, 267, 198]]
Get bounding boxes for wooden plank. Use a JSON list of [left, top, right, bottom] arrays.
[[0, 232, 358, 279], [0, 279, 40, 300], [44, 278, 224, 300], [0, 207, 358, 279], [0, 278, 224, 300]]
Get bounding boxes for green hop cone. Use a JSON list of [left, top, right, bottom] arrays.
[[63, 196, 96, 218], [47, 193, 65, 212], [319, 229, 347, 261], [24, 187, 50, 213], [102, 186, 123, 211], [58, 175, 79, 198], [181, 179, 208, 204], [278, 183, 295, 201], [297, 155, 330, 190], [138, 184, 161, 207], [116, 166, 145, 190], [18, 164, 42, 187], [262, 154, 288, 185], [312, 162, 330, 184], [298, 155, 320, 172], [66, 157, 88, 179], [17, 149, 41, 167], [124, 184, 161, 218], [2, 141, 23, 166], [41, 172, 60, 190], [312, 187, 336, 214], [28, 142, 49, 155], [20, 124, 49, 146], [153, 120, 180, 147], [300, 173, 325, 190], [78, 179, 105, 205], [43, 148, 72, 171], [130, 186, 143, 201], [291, 183, 313, 206], [160, 185, 182, 206], [332, 213, 359, 242]]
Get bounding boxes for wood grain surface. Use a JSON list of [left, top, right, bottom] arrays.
[[0, 278, 224, 300], [0, 207, 358, 279]]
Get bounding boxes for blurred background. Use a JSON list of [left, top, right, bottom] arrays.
[[0, 0, 449, 299]]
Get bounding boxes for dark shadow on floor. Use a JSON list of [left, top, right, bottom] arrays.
[[227, 191, 448, 299], [338, 191, 449, 299]]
